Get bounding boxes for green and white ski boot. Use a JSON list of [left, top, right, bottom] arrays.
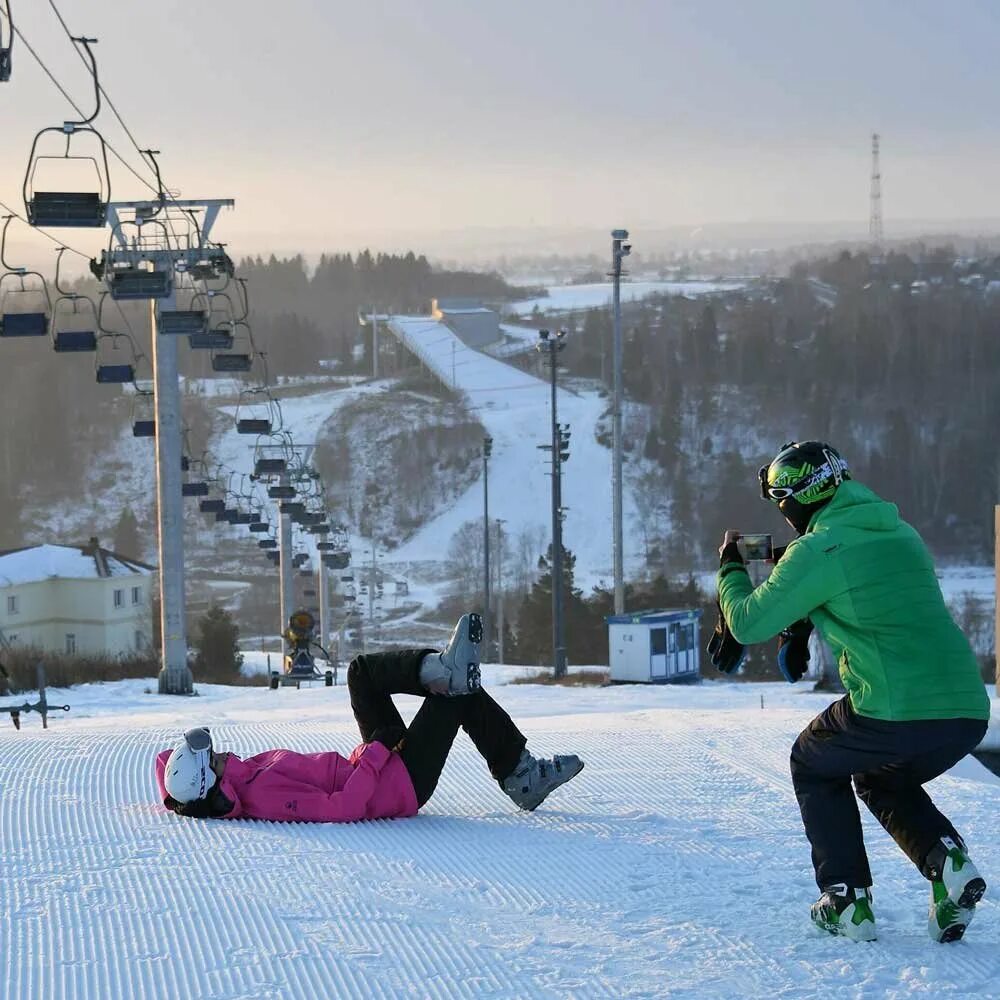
[[810, 885, 877, 942], [925, 836, 986, 943]]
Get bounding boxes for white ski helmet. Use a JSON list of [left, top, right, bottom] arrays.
[[164, 727, 217, 803]]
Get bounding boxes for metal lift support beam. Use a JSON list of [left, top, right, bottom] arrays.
[[108, 199, 235, 695]]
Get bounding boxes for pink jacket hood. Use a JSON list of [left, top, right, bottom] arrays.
[[155, 742, 418, 823]]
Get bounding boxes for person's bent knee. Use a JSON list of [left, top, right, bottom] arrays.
[[347, 657, 365, 690]]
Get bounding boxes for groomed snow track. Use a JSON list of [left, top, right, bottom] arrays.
[[1, 682, 998, 999]]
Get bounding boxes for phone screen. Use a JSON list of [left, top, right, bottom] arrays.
[[738, 533, 773, 561]]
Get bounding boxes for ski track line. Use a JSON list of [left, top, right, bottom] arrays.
[[2, 716, 1000, 999]]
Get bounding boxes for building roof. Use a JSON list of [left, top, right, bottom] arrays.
[[606, 608, 703, 625], [0, 540, 155, 587]]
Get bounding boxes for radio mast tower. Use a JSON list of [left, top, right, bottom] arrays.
[[869, 132, 883, 251]]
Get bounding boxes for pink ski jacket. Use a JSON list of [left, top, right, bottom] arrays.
[[155, 742, 419, 823]]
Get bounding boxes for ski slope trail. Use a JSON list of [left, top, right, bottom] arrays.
[[388, 316, 643, 589], [2, 681, 998, 999]]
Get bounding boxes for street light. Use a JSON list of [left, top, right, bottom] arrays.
[[610, 228, 631, 616], [482, 435, 493, 661], [536, 329, 568, 678]]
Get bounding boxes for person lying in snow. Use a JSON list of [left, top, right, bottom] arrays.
[[154, 613, 583, 822]]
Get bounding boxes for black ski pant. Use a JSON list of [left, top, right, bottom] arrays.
[[347, 649, 527, 808], [790, 695, 987, 890]]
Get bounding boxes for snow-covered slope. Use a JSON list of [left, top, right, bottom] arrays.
[[2, 678, 997, 999], [389, 316, 643, 590]]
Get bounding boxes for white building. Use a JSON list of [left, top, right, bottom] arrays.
[[607, 609, 703, 684], [0, 539, 155, 657]]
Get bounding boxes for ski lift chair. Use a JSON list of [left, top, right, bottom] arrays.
[[23, 39, 109, 228], [94, 333, 138, 384], [0, 0, 12, 82], [258, 538, 277, 550], [211, 319, 255, 373], [266, 550, 280, 564], [104, 219, 174, 300], [0, 217, 51, 337], [268, 484, 296, 500], [235, 388, 280, 436], [159, 308, 207, 337], [50, 252, 98, 352], [130, 388, 155, 437], [254, 456, 287, 477]]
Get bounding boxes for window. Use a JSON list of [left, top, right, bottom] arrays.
[[6, 594, 19, 615], [113, 589, 124, 609], [65, 634, 76, 655], [131, 586, 142, 606], [6, 633, 17, 644], [650, 628, 667, 656], [134, 630, 145, 651]]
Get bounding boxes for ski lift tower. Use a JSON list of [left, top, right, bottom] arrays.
[[105, 197, 234, 694]]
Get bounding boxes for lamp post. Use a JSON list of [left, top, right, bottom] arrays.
[[537, 329, 568, 678], [482, 435, 493, 661], [610, 228, 632, 616], [495, 517, 506, 665]]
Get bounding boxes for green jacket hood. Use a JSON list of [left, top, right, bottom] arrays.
[[809, 480, 899, 534]]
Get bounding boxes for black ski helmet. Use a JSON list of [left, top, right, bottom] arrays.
[[759, 441, 850, 534]]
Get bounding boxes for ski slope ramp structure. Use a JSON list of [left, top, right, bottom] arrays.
[[387, 316, 642, 588], [1, 680, 997, 999]]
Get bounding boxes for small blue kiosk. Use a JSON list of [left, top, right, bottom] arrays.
[[606, 608, 703, 684]]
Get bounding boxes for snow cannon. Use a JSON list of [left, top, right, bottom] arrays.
[[270, 609, 334, 690]]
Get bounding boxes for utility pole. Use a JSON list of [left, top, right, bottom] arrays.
[[870, 133, 883, 252], [104, 198, 234, 696], [610, 229, 631, 616], [537, 329, 568, 678], [482, 435, 492, 661], [372, 309, 379, 379], [496, 517, 506, 665]]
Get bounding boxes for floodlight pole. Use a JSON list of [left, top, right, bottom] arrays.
[[107, 197, 235, 695], [610, 228, 631, 616], [482, 435, 492, 661], [538, 330, 567, 678]]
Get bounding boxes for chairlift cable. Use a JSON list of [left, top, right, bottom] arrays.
[[0, 8, 165, 201]]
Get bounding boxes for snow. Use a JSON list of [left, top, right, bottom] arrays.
[[0, 544, 153, 586], [2, 677, 997, 999], [508, 280, 746, 317], [388, 317, 644, 589]]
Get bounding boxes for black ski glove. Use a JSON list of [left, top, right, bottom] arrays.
[[777, 619, 813, 683], [707, 602, 746, 675]]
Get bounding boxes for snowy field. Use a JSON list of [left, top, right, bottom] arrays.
[[2, 676, 998, 1000], [508, 280, 747, 317]]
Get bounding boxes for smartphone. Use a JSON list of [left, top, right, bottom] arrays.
[[738, 533, 773, 561]]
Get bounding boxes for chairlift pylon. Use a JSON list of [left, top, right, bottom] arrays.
[[23, 37, 110, 228]]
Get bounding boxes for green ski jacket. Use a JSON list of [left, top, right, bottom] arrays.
[[717, 480, 990, 722]]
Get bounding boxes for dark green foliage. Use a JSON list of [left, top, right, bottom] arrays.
[[193, 606, 244, 683]]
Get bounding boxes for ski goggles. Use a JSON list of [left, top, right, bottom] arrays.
[[184, 726, 212, 753], [759, 451, 846, 502]]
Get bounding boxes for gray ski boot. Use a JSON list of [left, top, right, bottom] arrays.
[[502, 749, 584, 811], [420, 612, 483, 696]]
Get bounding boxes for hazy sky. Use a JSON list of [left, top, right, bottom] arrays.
[[2, 0, 999, 258]]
